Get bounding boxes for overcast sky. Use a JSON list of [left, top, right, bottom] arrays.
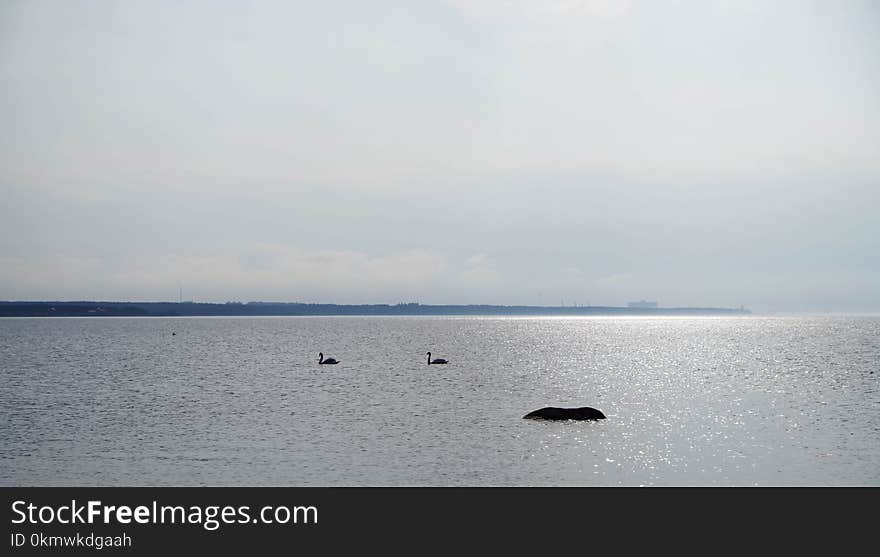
[[1, 0, 878, 312]]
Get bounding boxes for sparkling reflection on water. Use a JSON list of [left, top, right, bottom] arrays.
[[1, 315, 878, 485]]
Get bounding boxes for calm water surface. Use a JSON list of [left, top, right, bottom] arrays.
[[1, 316, 878, 485]]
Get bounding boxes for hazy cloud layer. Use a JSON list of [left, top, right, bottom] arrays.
[[2, 0, 878, 311]]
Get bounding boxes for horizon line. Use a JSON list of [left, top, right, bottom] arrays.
[[0, 299, 749, 309]]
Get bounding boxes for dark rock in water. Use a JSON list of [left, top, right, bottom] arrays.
[[523, 406, 606, 421]]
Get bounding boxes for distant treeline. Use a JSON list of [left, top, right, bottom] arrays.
[[0, 301, 751, 317]]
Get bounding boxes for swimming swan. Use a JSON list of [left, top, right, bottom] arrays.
[[427, 352, 448, 365], [318, 352, 339, 365]]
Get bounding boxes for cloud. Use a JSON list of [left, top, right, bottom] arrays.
[[0, 246, 449, 303], [594, 272, 635, 288], [461, 253, 499, 283], [450, 0, 631, 22]]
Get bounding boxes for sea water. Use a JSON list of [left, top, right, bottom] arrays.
[[1, 315, 878, 485]]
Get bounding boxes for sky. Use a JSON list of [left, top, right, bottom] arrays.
[[1, 0, 878, 312]]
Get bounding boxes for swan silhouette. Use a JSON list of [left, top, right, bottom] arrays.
[[318, 352, 339, 365], [427, 352, 448, 365]]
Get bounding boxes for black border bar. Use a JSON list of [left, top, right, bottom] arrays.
[[2, 487, 876, 554]]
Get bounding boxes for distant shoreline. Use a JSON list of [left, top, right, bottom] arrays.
[[0, 301, 750, 317]]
